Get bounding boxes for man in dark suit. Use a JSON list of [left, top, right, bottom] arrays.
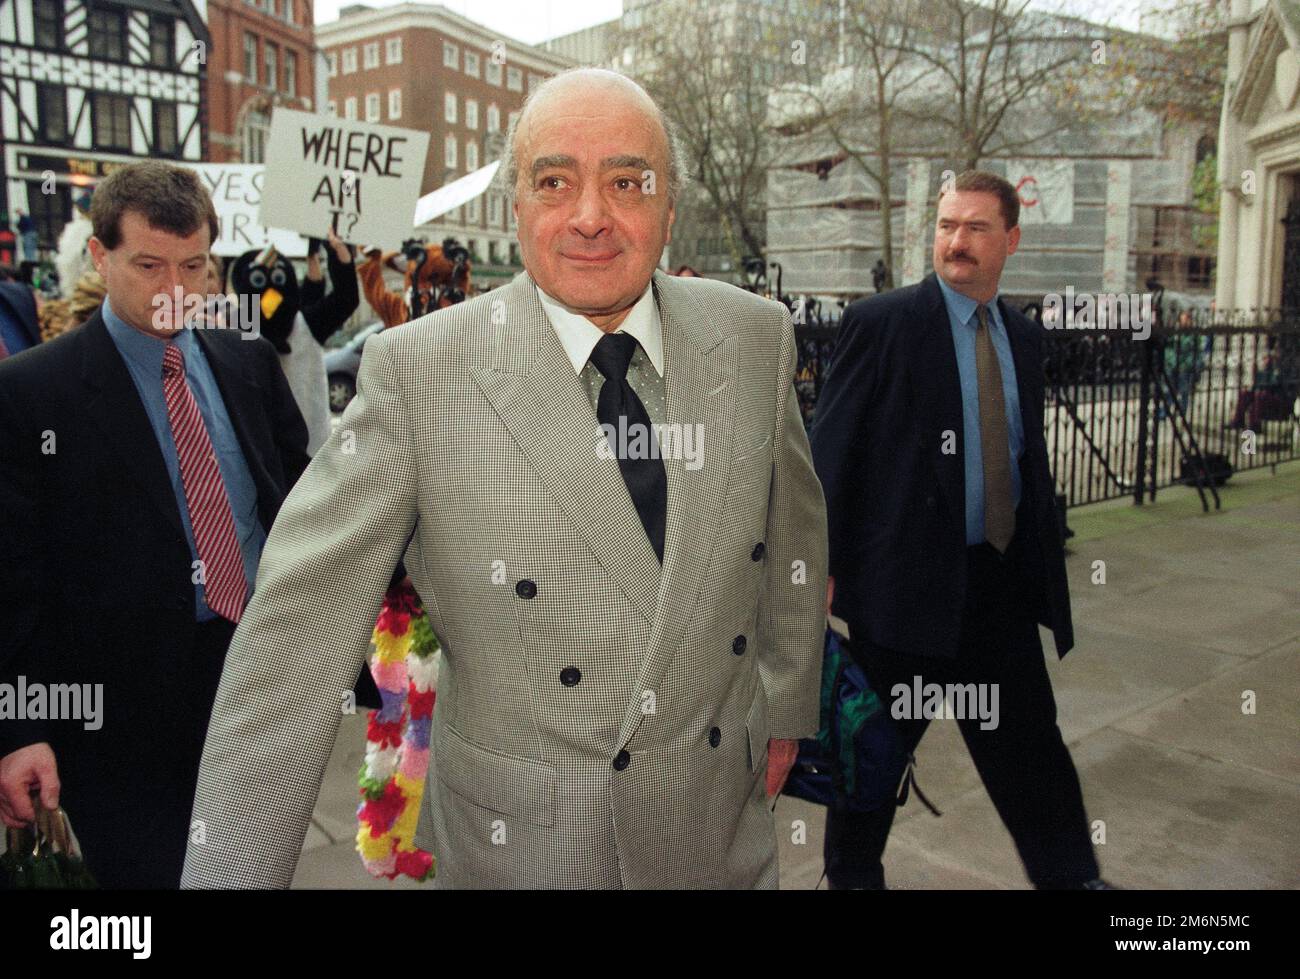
[[811, 170, 1104, 890], [0, 162, 310, 888], [0, 276, 41, 357]]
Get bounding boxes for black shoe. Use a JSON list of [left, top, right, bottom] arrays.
[[1078, 878, 1119, 890]]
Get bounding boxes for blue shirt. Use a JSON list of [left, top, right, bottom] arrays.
[[102, 299, 266, 620], [936, 275, 1024, 546]]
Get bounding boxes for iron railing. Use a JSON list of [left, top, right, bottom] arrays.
[[795, 311, 1300, 510]]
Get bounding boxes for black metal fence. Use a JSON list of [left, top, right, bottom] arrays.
[[794, 312, 1300, 510]]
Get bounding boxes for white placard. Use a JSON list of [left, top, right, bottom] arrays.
[[414, 160, 501, 226], [186, 164, 309, 257], [1006, 159, 1075, 225], [259, 108, 430, 248]]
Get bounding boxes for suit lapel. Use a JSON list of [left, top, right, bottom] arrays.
[[909, 274, 966, 537], [470, 273, 663, 625], [79, 311, 185, 539], [617, 270, 738, 747], [999, 300, 1041, 432]]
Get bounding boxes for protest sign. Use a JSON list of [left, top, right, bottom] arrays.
[[260, 108, 430, 247]]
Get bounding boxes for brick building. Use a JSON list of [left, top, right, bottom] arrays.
[[317, 2, 571, 284], [206, 0, 317, 163]]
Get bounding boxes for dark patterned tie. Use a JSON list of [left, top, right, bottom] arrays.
[[589, 333, 667, 562], [975, 305, 1015, 552]]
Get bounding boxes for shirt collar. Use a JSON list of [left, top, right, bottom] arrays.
[[535, 281, 664, 377], [935, 272, 1001, 330], [101, 296, 196, 374]]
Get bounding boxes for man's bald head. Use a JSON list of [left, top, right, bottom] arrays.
[[502, 68, 689, 205]]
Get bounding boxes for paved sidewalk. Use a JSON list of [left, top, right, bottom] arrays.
[[293, 461, 1300, 889]]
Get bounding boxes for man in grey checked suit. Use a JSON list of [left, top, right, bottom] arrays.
[[182, 68, 827, 889]]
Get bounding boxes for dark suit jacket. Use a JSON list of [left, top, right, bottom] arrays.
[[0, 280, 41, 353], [0, 310, 310, 869], [810, 273, 1073, 659]]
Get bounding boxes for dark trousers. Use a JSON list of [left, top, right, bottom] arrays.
[[64, 616, 236, 889], [824, 545, 1098, 889]]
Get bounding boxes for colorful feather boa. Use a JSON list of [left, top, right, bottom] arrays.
[[356, 580, 438, 881]]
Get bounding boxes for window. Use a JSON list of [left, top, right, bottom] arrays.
[[528, 73, 543, 94], [283, 0, 296, 24], [488, 192, 502, 228], [386, 37, 402, 64], [388, 88, 401, 120], [264, 42, 278, 91], [38, 85, 67, 143], [444, 134, 457, 168], [243, 109, 269, 163], [506, 66, 522, 91], [243, 34, 257, 82], [486, 103, 500, 133], [465, 138, 478, 171], [365, 93, 380, 122], [153, 101, 179, 157], [363, 42, 378, 69], [93, 93, 131, 151], [327, 100, 337, 116], [464, 50, 480, 77], [344, 96, 357, 120], [89, 6, 125, 61], [488, 240, 499, 264], [465, 98, 478, 130], [443, 41, 458, 68], [284, 50, 297, 95], [486, 61, 502, 86], [342, 48, 357, 74], [34, 2, 62, 49], [467, 198, 480, 223], [326, 51, 337, 77], [444, 92, 457, 124], [147, 16, 173, 67], [509, 243, 519, 266]]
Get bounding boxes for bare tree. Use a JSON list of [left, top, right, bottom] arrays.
[[893, 0, 1096, 171], [782, 0, 937, 289], [621, 1, 793, 268]]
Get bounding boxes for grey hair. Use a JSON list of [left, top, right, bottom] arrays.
[[500, 67, 691, 206]]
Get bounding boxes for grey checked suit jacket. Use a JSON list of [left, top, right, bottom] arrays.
[[181, 268, 828, 889]]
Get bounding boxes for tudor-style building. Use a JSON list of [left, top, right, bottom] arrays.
[[0, 0, 209, 249], [1218, 0, 1300, 312]]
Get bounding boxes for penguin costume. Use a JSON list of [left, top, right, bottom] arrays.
[[229, 242, 358, 455]]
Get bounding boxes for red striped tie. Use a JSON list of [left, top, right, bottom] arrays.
[[162, 343, 247, 623]]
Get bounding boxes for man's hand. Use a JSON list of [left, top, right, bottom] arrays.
[[326, 226, 354, 265], [766, 737, 799, 798], [0, 743, 60, 828]]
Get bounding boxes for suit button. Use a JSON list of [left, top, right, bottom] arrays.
[[515, 579, 537, 599], [708, 726, 721, 748], [751, 542, 765, 561], [612, 749, 630, 771], [732, 635, 747, 655], [560, 666, 581, 687]]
